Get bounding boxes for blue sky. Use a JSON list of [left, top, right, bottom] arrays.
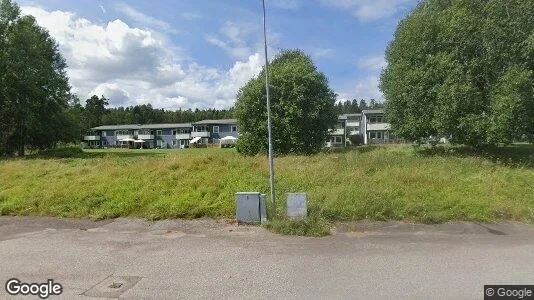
[[19, 0, 419, 110]]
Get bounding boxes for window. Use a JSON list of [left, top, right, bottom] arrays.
[[231, 126, 237, 132], [376, 132, 383, 139], [213, 126, 219, 133], [178, 128, 190, 134], [102, 140, 107, 146], [370, 132, 376, 139], [334, 136, 342, 144], [102, 131, 107, 137], [156, 130, 162, 136], [172, 130, 177, 135]]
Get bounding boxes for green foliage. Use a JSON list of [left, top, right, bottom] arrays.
[[84, 95, 108, 128], [334, 98, 382, 115], [381, 0, 534, 146], [488, 67, 534, 144], [235, 49, 337, 155], [348, 134, 363, 146], [265, 217, 331, 237], [33, 146, 86, 159], [0, 0, 71, 156], [101, 105, 234, 126]]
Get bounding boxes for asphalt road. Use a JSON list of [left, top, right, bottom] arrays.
[[1, 216, 533, 299]]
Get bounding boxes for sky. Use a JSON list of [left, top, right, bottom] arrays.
[[18, 0, 419, 110]]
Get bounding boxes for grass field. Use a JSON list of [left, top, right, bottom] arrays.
[[1, 144, 534, 225]]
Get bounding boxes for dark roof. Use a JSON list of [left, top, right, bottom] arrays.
[[192, 119, 237, 125], [141, 123, 191, 129], [362, 109, 384, 114], [92, 124, 141, 130], [92, 123, 191, 130], [339, 113, 362, 120]]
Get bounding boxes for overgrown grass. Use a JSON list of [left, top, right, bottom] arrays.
[[1, 145, 534, 225], [265, 217, 331, 237]]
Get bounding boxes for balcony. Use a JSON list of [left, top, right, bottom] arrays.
[[83, 135, 100, 141], [329, 129, 344, 135], [348, 130, 360, 136], [367, 123, 390, 131], [191, 131, 210, 138], [137, 134, 154, 140], [117, 134, 134, 140], [346, 121, 360, 127], [176, 133, 191, 140]]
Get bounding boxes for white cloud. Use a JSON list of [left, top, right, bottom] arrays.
[[180, 12, 202, 20], [320, 0, 417, 22], [91, 83, 130, 106], [206, 21, 259, 60], [311, 48, 334, 59], [338, 75, 383, 102], [270, 0, 302, 10], [353, 75, 383, 100], [357, 55, 386, 71], [114, 2, 181, 34], [336, 53, 387, 101], [21, 6, 264, 110]]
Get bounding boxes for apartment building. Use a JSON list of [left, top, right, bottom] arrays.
[[84, 111, 396, 149], [191, 119, 238, 146], [84, 121, 232, 149], [327, 109, 396, 146]]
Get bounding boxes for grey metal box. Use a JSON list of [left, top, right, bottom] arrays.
[[235, 192, 261, 224], [259, 194, 267, 224], [286, 193, 307, 219]]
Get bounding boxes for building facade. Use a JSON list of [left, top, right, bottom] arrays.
[[85, 119, 240, 149], [191, 119, 238, 146], [84, 111, 397, 149], [327, 109, 396, 146]]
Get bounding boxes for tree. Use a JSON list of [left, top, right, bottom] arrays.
[[84, 95, 108, 128], [0, 0, 71, 156], [63, 94, 86, 143], [380, 0, 534, 146], [359, 99, 368, 111], [234, 49, 337, 155]]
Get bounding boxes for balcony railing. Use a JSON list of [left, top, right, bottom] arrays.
[[346, 121, 360, 127], [329, 129, 344, 135], [83, 135, 100, 141], [117, 134, 134, 140], [367, 123, 390, 131], [176, 133, 191, 139], [137, 134, 154, 140], [191, 131, 210, 138]]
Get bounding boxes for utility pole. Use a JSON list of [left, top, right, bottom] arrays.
[[262, 0, 276, 217]]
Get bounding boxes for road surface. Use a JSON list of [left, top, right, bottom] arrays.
[[1, 216, 533, 299]]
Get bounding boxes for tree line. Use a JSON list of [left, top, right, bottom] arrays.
[[381, 0, 534, 146], [334, 99, 383, 115]]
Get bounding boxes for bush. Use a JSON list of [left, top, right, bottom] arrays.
[[34, 147, 85, 158], [348, 134, 363, 146]]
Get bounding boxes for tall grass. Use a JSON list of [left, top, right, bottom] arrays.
[[1, 145, 534, 223]]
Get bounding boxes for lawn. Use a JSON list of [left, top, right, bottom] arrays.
[[1, 145, 534, 223]]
